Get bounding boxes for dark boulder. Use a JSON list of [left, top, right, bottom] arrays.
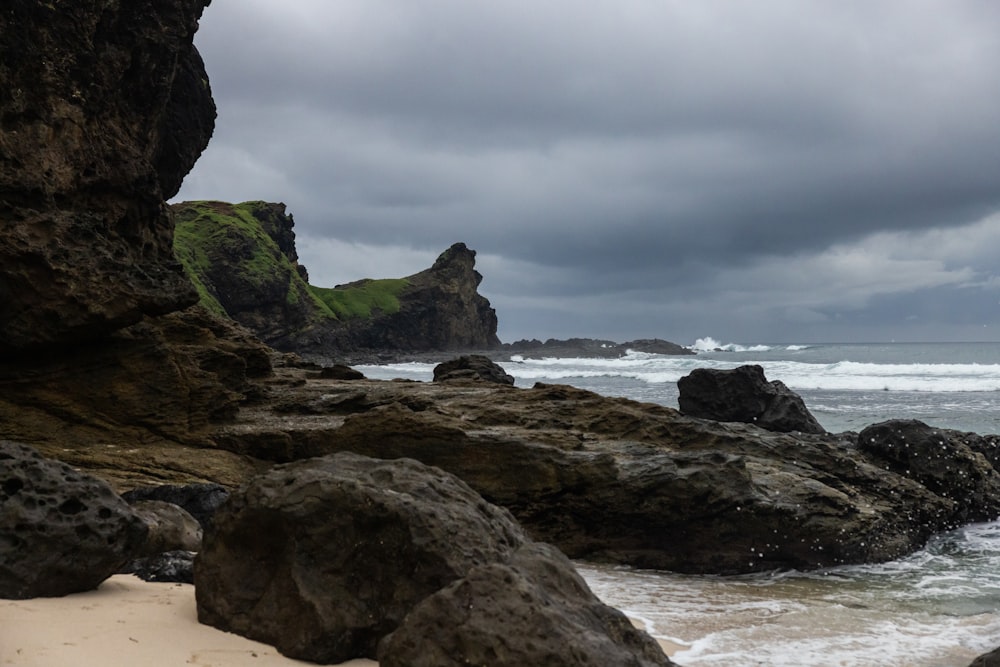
[[122, 482, 230, 531], [858, 420, 1000, 524], [378, 542, 676, 667], [0, 441, 148, 599], [678, 364, 826, 434], [195, 452, 526, 663], [433, 354, 515, 385], [195, 452, 671, 665]]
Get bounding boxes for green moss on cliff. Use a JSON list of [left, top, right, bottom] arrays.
[[309, 279, 409, 319], [172, 201, 410, 324], [173, 200, 327, 315]]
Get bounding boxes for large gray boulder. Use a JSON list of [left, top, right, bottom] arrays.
[[0, 441, 148, 598], [677, 364, 826, 434], [195, 451, 673, 665]]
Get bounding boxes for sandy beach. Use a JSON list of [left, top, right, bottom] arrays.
[[0, 574, 682, 666], [0, 575, 375, 667]]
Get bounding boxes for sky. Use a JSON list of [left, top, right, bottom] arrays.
[[174, 0, 1000, 345]]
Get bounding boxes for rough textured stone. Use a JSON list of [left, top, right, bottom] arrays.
[[211, 375, 984, 574], [0, 441, 148, 598], [433, 354, 516, 385], [858, 419, 1000, 525], [195, 452, 527, 663], [0, 0, 215, 351], [378, 542, 676, 667], [130, 500, 202, 556], [677, 364, 826, 434]]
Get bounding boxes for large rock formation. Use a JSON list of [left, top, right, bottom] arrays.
[[0, 3, 276, 482], [196, 451, 674, 665], [172, 200, 501, 357], [0, 0, 214, 351], [205, 366, 1000, 574]]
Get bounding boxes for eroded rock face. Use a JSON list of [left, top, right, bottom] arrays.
[[195, 452, 526, 662], [0, 0, 215, 351], [0, 442, 147, 599], [678, 364, 826, 434], [378, 542, 676, 667], [208, 374, 996, 574]]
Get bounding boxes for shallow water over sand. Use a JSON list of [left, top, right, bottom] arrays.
[[578, 521, 1000, 666]]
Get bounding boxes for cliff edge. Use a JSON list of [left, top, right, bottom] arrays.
[[172, 200, 501, 357]]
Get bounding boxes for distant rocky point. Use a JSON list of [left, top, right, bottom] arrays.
[[171, 200, 501, 357], [503, 337, 695, 358]]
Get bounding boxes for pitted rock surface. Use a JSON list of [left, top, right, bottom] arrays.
[[0, 441, 147, 598]]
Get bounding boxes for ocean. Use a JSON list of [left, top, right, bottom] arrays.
[[356, 339, 1000, 666]]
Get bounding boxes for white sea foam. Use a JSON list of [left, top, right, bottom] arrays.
[[690, 336, 772, 353]]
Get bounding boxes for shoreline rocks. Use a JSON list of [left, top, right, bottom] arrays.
[[195, 451, 675, 665]]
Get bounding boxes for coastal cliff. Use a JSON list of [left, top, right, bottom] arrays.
[[171, 200, 501, 356], [0, 0, 271, 463]]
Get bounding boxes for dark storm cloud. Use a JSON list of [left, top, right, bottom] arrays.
[[176, 0, 1000, 342]]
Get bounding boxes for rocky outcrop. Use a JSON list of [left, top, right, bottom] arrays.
[[0, 2, 277, 476], [505, 337, 694, 359], [172, 200, 501, 356], [433, 354, 515, 385], [0, 306, 275, 488], [0, 0, 214, 352], [0, 441, 148, 598], [171, 201, 318, 337], [202, 369, 1000, 574], [195, 451, 673, 665], [859, 419, 1000, 525], [678, 364, 826, 434]]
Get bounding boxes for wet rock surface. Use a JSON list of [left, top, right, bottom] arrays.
[[0, 441, 148, 598]]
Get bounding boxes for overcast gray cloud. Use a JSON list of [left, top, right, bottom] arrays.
[[175, 0, 1000, 344]]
